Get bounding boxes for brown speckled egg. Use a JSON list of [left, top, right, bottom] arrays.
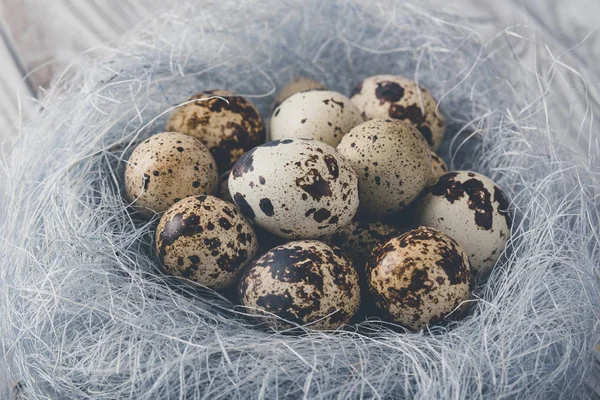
[[326, 220, 401, 276], [166, 90, 265, 172], [270, 90, 363, 147], [228, 139, 359, 239], [415, 171, 511, 275], [217, 170, 233, 203], [155, 195, 258, 290], [239, 240, 360, 330], [367, 226, 471, 330], [272, 77, 326, 110], [429, 150, 448, 184], [124, 132, 218, 215], [336, 119, 431, 218], [350, 75, 444, 150]]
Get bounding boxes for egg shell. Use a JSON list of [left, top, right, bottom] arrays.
[[238, 240, 360, 330], [325, 220, 400, 276], [336, 119, 431, 218], [270, 90, 363, 147], [429, 150, 448, 184], [217, 170, 233, 204], [228, 138, 359, 239], [155, 195, 258, 290], [272, 77, 326, 110], [367, 226, 471, 330], [124, 132, 218, 215], [166, 90, 265, 172], [350, 75, 444, 150], [414, 171, 511, 274]]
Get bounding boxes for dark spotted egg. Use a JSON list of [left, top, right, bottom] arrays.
[[336, 119, 431, 218], [272, 77, 326, 110], [155, 195, 258, 290], [239, 240, 360, 330], [228, 139, 359, 239], [124, 132, 218, 215], [415, 171, 511, 275], [326, 220, 401, 277], [367, 226, 471, 330], [270, 90, 363, 147], [350, 75, 444, 150], [166, 90, 265, 172]]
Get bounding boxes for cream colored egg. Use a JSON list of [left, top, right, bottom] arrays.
[[415, 171, 511, 274], [367, 227, 471, 330], [166, 90, 265, 172], [239, 240, 360, 330], [336, 119, 431, 218], [228, 139, 359, 239], [124, 132, 218, 215], [350, 75, 444, 150], [270, 90, 363, 147], [155, 195, 258, 290], [272, 77, 326, 109], [429, 150, 448, 184]]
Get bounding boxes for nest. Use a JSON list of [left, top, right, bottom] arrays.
[[1, 0, 599, 398]]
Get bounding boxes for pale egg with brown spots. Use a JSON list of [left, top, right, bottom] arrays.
[[124, 132, 218, 215], [270, 90, 363, 147], [272, 77, 326, 110], [350, 75, 444, 150], [367, 226, 471, 330], [155, 195, 258, 290], [228, 138, 359, 239], [336, 119, 431, 218], [166, 90, 265, 172], [415, 171, 511, 275], [239, 240, 360, 330]]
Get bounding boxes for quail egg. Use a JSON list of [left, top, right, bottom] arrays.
[[239, 240, 360, 330], [336, 119, 431, 218], [415, 171, 511, 274], [124, 132, 218, 215], [270, 90, 363, 147], [272, 77, 326, 110], [228, 138, 359, 239], [429, 150, 448, 184], [155, 195, 258, 290], [166, 90, 265, 172], [350, 75, 444, 150], [367, 226, 471, 330], [217, 170, 233, 203]]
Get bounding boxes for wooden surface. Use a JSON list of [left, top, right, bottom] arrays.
[[0, 1, 598, 398]]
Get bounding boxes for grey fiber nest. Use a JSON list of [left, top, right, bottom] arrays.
[[1, 0, 599, 398]]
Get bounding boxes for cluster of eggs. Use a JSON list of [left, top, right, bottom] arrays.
[[124, 75, 511, 331]]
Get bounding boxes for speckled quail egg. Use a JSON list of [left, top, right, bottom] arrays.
[[155, 195, 258, 290], [429, 150, 448, 184], [272, 77, 326, 110], [166, 90, 265, 172], [217, 170, 233, 203], [350, 75, 444, 150], [239, 240, 360, 330], [228, 138, 359, 239], [326, 220, 401, 276], [336, 119, 431, 218], [124, 132, 218, 215], [270, 90, 363, 147], [367, 226, 471, 330], [415, 171, 511, 275]]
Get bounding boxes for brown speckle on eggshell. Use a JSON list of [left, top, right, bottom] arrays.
[[336, 119, 431, 218], [155, 195, 258, 290], [350, 75, 444, 150], [367, 226, 471, 330], [124, 132, 218, 215], [415, 171, 511, 274], [239, 240, 360, 330], [166, 90, 265, 172], [229, 139, 359, 239]]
